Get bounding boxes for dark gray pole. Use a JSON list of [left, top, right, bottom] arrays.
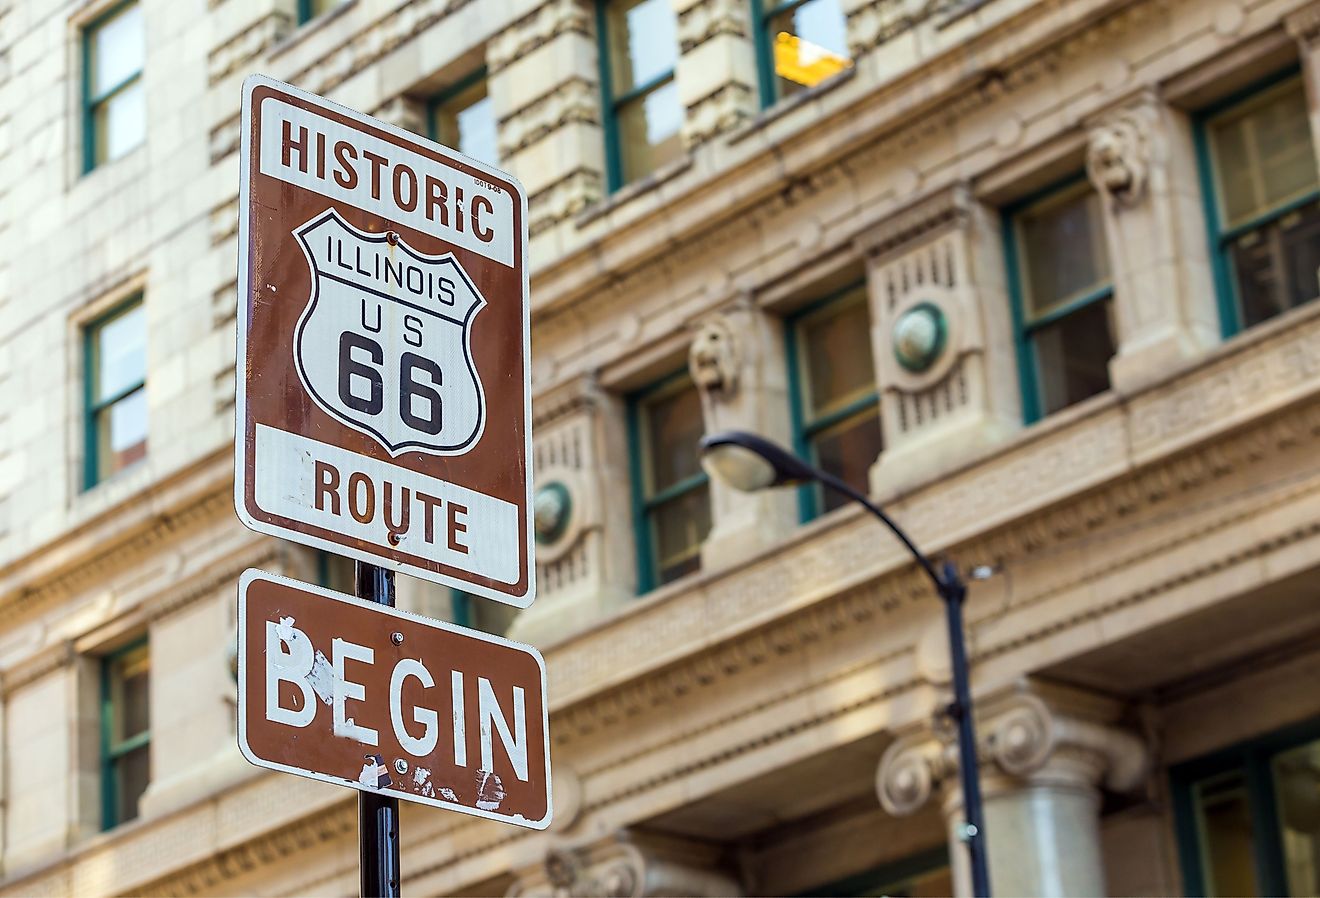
[[938, 561, 991, 898], [355, 562, 401, 898]]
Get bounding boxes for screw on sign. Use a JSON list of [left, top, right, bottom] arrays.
[[234, 74, 534, 608], [237, 570, 552, 829]]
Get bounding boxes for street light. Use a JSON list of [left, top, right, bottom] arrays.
[[699, 430, 992, 898]]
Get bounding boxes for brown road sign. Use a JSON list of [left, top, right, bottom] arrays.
[[234, 75, 533, 607], [237, 569, 552, 829]]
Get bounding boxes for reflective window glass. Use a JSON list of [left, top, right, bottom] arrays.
[[87, 299, 147, 486], [432, 76, 500, 168], [103, 642, 150, 830], [1205, 79, 1320, 332], [85, 2, 144, 169], [602, 0, 683, 187], [762, 0, 851, 103]]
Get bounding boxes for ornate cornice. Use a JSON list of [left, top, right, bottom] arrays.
[[853, 182, 972, 261], [133, 804, 357, 897]]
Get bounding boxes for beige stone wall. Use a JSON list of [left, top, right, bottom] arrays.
[[1, 0, 1320, 894]]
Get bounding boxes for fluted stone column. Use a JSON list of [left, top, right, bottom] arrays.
[[689, 299, 797, 570], [1085, 92, 1219, 394], [877, 682, 1148, 898], [506, 831, 741, 897]]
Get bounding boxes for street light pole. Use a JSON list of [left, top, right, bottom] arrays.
[[698, 431, 992, 898]]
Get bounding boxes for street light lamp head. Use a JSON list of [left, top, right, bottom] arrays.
[[698, 430, 817, 492]]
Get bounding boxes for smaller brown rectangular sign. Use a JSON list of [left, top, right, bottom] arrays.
[[237, 569, 551, 829]]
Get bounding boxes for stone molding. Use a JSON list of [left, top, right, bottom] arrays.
[[209, 195, 239, 247], [506, 832, 741, 897], [489, 0, 592, 75], [371, 94, 427, 134], [854, 183, 972, 262], [876, 681, 1148, 815], [530, 169, 604, 236], [499, 77, 600, 159], [683, 83, 756, 149], [206, 12, 292, 86], [133, 804, 357, 898]]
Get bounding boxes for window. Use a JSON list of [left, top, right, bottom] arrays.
[[430, 71, 500, 168], [787, 283, 882, 520], [297, 0, 350, 24], [83, 1, 144, 172], [1172, 719, 1320, 896], [597, 0, 683, 190], [1198, 75, 1320, 336], [101, 641, 150, 830], [1003, 179, 1116, 422], [84, 298, 147, 488], [752, 0, 851, 108], [629, 374, 711, 591], [450, 590, 517, 636]]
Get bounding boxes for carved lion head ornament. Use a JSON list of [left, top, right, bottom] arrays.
[[688, 316, 739, 394], [1086, 110, 1150, 206]]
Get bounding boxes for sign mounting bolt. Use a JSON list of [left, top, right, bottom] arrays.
[[391, 632, 404, 646], [394, 759, 408, 775], [386, 230, 399, 246]]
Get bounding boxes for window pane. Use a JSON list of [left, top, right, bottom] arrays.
[[1274, 738, 1320, 897], [1195, 769, 1260, 897], [768, 0, 851, 99], [1231, 197, 1320, 328], [90, 3, 143, 97], [95, 303, 146, 401], [1211, 82, 1319, 229], [800, 289, 875, 418], [1032, 298, 1115, 416], [97, 387, 148, 478], [643, 381, 704, 495], [607, 0, 678, 96], [1019, 186, 1111, 319], [650, 486, 711, 585], [94, 79, 145, 164], [811, 411, 881, 513], [111, 644, 150, 743], [618, 79, 683, 183], [307, 0, 350, 19], [114, 744, 150, 826], [434, 78, 499, 168]]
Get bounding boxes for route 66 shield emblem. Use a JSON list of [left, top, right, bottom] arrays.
[[292, 209, 486, 455]]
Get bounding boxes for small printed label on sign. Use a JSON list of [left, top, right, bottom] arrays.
[[237, 569, 552, 828]]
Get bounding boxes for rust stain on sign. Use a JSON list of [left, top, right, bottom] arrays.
[[237, 569, 551, 829]]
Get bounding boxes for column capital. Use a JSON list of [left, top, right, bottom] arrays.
[[876, 680, 1148, 816], [506, 831, 741, 898]]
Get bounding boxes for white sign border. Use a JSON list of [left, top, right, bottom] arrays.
[[234, 74, 535, 609], [236, 568, 553, 830]]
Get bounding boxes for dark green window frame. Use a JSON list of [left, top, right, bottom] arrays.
[[427, 67, 493, 157], [1171, 716, 1320, 896], [100, 638, 150, 831], [1193, 68, 1320, 339], [785, 281, 881, 522], [81, 0, 143, 174], [595, 0, 678, 192], [297, 0, 349, 25], [750, 0, 796, 109], [627, 371, 709, 593], [83, 295, 147, 491], [1002, 175, 1115, 424]]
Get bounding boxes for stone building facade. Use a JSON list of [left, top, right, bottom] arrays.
[[2, 0, 1320, 894]]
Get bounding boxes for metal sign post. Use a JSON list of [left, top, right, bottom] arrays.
[[356, 562, 400, 898]]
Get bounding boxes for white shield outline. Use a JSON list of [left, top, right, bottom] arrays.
[[291, 208, 488, 456]]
